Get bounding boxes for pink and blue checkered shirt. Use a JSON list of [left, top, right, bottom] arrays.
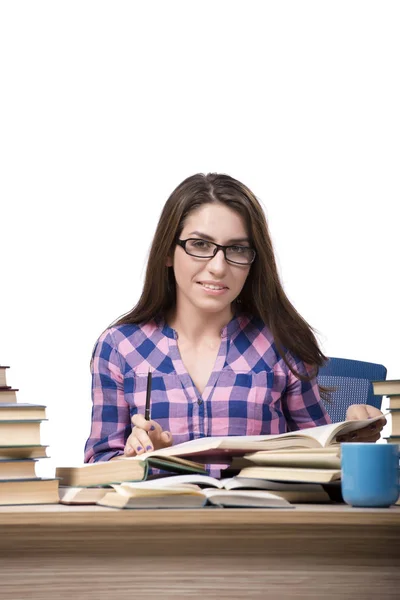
[[84, 314, 331, 465]]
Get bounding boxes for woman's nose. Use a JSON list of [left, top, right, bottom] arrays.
[[207, 248, 228, 272]]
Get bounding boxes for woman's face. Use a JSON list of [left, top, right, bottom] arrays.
[[168, 203, 252, 317]]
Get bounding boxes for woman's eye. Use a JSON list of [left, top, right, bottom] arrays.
[[231, 245, 245, 253], [192, 240, 209, 248]]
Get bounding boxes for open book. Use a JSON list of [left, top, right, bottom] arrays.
[[125, 414, 385, 464], [97, 476, 295, 509], [59, 473, 333, 505]]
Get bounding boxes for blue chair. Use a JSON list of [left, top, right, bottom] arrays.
[[317, 357, 387, 423]]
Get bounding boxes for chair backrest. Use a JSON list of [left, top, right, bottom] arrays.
[[317, 357, 387, 423]]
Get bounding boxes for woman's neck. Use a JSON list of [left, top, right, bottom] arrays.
[[166, 301, 235, 344]]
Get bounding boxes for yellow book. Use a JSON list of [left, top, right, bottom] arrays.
[[0, 366, 9, 388], [0, 404, 46, 421], [0, 458, 37, 479], [242, 447, 341, 470], [372, 380, 400, 396], [0, 389, 18, 403], [237, 466, 341, 484], [388, 397, 400, 410], [0, 445, 48, 459], [0, 421, 43, 446], [389, 410, 400, 436], [0, 478, 59, 505]]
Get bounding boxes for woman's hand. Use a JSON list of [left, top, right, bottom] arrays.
[[124, 414, 174, 456], [337, 404, 387, 443]]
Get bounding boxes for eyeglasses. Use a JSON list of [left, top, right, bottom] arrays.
[[177, 238, 256, 265]]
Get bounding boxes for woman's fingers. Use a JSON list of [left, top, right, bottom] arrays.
[[131, 413, 152, 430], [345, 404, 386, 425], [126, 414, 174, 455], [133, 426, 154, 452], [131, 414, 163, 440], [338, 431, 382, 443], [124, 429, 151, 456], [337, 423, 384, 443], [341, 404, 387, 443]]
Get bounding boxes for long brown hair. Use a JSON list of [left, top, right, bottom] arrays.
[[109, 173, 329, 392]]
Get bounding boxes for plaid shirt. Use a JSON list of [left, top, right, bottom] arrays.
[[84, 314, 331, 467]]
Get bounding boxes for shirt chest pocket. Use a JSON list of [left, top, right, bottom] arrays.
[[123, 371, 187, 433]]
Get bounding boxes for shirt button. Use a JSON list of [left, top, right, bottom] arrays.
[[197, 398, 203, 405]]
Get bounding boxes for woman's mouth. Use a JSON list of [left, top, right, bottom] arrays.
[[197, 282, 229, 295]]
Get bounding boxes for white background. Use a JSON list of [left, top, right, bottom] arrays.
[[0, 1, 399, 478]]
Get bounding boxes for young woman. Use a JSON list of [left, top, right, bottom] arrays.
[[84, 173, 385, 465]]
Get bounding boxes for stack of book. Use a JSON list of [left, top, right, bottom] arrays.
[[0, 365, 59, 505], [232, 447, 341, 485], [372, 379, 400, 444]]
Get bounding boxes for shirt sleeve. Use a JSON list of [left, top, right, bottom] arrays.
[[84, 328, 131, 463], [282, 356, 332, 431]]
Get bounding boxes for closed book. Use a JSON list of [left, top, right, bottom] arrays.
[[0, 445, 48, 459], [388, 397, 400, 410], [0, 478, 59, 505], [0, 366, 9, 388], [0, 420, 44, 445], [390, 409, 400, 436], [372, 380, 400, 396], [0, 458, 37, 479], [0, 403, 46, 421], [0, 389, 18, 403], [237, 466, 341, 484], [242, 447, 341, 470]]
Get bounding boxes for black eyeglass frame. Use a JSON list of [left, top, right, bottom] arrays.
[[176, 238, 256, 265]]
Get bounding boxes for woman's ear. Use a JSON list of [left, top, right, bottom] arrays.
[[166, 255, 173, 267]]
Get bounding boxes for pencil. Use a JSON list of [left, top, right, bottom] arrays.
[[145, 368, 152, 421]]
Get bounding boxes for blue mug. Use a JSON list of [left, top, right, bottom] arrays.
[[341, 443, 399, 508]]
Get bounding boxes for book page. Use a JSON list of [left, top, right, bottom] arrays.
[[242, 452, 341, 469], [202, 488, 293, 508], [245, 413, 387, 448], [112, 481, 203, 497], [222, 477, 327, 492], [117, 474, 223, 489]]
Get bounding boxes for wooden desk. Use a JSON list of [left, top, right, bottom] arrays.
[[0, 504, 399, 600]]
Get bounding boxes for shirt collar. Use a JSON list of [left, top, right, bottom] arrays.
[[155, 313, 249, 340]]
